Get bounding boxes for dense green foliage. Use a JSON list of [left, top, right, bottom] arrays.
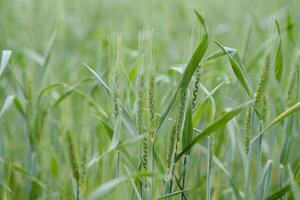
[[1, 0, 300, 199]]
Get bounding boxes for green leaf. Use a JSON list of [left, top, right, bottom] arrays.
[[194, 10, 207, 31], [87, 172, 154, 200], [123, 165, 142, 200], [257, 160, 273, 199], [109, 117, 121, 151], [129, 63, 139, 82], [155, 15, 208, 135], [182, 99, 193, 155], [192, 81, 226, 124], [0, 95, 15, 118], [0, 50, 12, 77], [37, 83, 64, 105], [87, 176, 127, 200], [288, 165, 300, 199], [83, 63, 111, 93], [280, 118, 293, 165], [204, 47, 235, 61], [13, 165, 46, 188], [265, 184, 291, 200], [251, 100, 300, 144], [93, 114, 113, 139], [52, 78, 91, 107], [120, 108, 138, 135], [176, 100, 252, 161], [274, 19, 283, 82], [214, 40, 252, 96], [156, 188, 192, 200], [179, 33, 208, 89], [13, 96, 25, 118], [43, 30, 56, 68]]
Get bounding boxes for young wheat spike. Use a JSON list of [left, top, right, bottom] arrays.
[[244, 107, 251, 154], [166, 88, 187, 170], [192, 65, 202, 109], [175, 88, 187, 154], [255, 53, 270, 104], [286, 51, 300, 105], [137, 74, 148, 170], [143, 127, 148, 171], [79, 145, 87, 194], [148, 70, 156, 139], [262, 95, 268, 125], [66, 132, 80, 185], [166, 124, 177, 170], [110, 33, 121, 119]]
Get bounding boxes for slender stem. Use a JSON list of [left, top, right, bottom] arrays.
[[151, 138, 155, 197], [206, 137, 213, 200], [256, 123, 263, 199], [180, 155, 188, 200], [116, 150, 120, 177]]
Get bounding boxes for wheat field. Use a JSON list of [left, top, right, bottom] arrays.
[[0, 0, 300, 199]]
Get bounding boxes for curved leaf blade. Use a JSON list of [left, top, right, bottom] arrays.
[[0, 50, 12, 77], [251, 100, 300, 144], [182, 99, 193, 155], [176, 100, 252, 161], [214, 40, 251, 96]]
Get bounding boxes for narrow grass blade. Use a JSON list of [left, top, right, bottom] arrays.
[[0, 50, 12, 77], [194, 10, 207, 31], [251, 100, 300, 143], [93, 114, 113, 139], [206, 137, 213, 200], [280, 119, 293, 165], [176, 100, 252, 161], [37, 83, 64, 105], [182, 99, 193, 155], [13, 165, 46, 188], [124, 165, 142, 200], [214, 40, 251, 96], [43, 30, 56, 67], [52, 78, 91, 107], [87, 172, 154, 200], [0, 95, 15, 118], [258, 160, 273, 199], [156, 188, 191, 200], [120, 108, 138, 135], [83, 63, 111, 93], [288, 165, 300, 199], [13, 96, 25, 118], [265, 185, 291, 200], [204, 47, 235, 61], [87, 176, 127, 200], [274, 19, 283, 82], [109, 117, 121, 151]]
